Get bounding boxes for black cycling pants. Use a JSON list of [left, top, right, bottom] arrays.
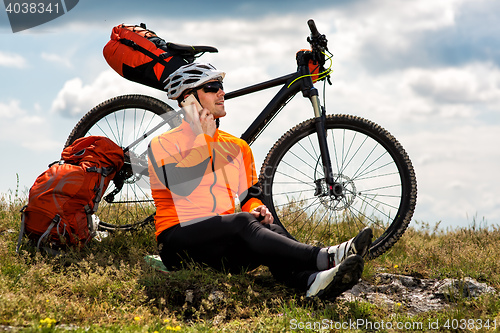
[[157, 212, 321, 290]]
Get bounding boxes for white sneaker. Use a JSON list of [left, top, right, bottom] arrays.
[[328, 227, 372, 268], [306, 254, 364, 300]]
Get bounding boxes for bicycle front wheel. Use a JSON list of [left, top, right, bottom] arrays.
[[260, 114, 417, 259], [66, 94, 181, 231]]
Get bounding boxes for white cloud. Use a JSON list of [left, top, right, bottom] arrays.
[[407, 63, 500, 105], [321, 0, 476, 72], [41, 52, 73, 68], [50, 70, 165, 118], [0, 51, 27, 68], [0, 100, 24, 118], [403, 124, 500, 228], [149, 15, 305, 80], [0, 100, 60, 152], [314, 61, 500, 133]]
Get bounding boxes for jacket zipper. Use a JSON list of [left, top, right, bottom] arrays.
[[209, 149, 217, 212]]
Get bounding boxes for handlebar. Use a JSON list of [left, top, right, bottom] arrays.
[[307, 19, 328, 52], [307, 19, 320, 38], [305, 19, 329, 72]]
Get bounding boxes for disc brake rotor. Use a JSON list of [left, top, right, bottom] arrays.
[[314, 173, 357, 211]]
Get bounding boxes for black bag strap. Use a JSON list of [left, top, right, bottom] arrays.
[[16, 205, 28, 254], [119, 38, 170, 68], [86, 166, 114, 212], [84, 205, 98, 237]]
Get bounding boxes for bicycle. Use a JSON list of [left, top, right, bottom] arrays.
[[65, 20, 417, 260]]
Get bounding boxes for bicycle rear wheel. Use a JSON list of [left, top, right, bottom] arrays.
[[260, 114, 417, 260], [65, 94, 181, 231]]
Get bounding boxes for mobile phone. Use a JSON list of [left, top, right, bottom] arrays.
[[180, 94, 203, 114]]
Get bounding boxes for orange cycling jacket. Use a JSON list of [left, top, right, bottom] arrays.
[[148, 120, 264, 238]]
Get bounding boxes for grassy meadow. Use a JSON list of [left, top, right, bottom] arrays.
[[1, 189, 500, 332]]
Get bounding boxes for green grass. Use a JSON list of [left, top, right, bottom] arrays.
[[1, 190, 500, 332]]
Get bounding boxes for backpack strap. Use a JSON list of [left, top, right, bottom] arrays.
[[86, 166, 114, 212], [16, 205, 28, 254], [85, 166, 114, 236], [37, 215, 61, 250], [55, 218, 67, 239], [84, 204, 97, 236]]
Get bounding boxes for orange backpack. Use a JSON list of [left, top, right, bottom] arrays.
[[16, 136, 124, 252], [103, 23, 190, 91]]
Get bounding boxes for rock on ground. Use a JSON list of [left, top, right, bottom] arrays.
[[339, 273, 496, 315]]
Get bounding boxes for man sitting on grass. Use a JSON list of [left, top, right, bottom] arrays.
[[148, 63, 372, 300]]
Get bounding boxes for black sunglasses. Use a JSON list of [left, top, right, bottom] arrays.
[[198, 81, 224, 93]]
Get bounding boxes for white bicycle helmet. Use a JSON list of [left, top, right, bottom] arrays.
[[164, 62, 225, 100]]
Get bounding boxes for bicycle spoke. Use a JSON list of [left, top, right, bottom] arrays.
[[120, 109, 126, 146], [113, 111, 122, 146], [302, 203, 332, 243], [355, 170, 400, 181], [306, 134, 320, 162], [335, 131, 369, 175], [351, 149, 387, 181], [275, 165, 315, 184], [287, 148, 318, 172], [358, 192, 400, 211], [272, 188, 315, 197], [104, 116, 121, 145], [283, 197, 323, 237], [348, 141, 377, 180]]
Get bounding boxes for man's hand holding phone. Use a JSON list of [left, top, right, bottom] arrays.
[[181, 94, 216, 137]]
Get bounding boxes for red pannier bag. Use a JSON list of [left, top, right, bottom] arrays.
[[103, 23, 192, 91]]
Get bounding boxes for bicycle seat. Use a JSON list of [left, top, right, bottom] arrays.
[[167, 42, 218, 54]]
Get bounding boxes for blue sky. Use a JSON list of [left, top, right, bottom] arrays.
[[1, 0, 499, 229]]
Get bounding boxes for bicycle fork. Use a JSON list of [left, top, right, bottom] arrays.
[[308, 89, 344, 199]]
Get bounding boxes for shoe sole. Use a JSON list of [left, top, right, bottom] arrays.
[[318, 254, 364, 300], [351, 227, 373, 258]]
